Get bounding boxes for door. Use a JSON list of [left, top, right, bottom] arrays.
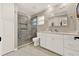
[[46, 36, 57, 51], [56, 35, 64, 55], [0, 4, 3, 55], [46, 34, 64, 55], [0, 4, 15, 55], [46, 34, 58, 53]]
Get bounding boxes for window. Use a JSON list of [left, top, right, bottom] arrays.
[[32, 18, 37, 26], [37, 16, 44, 25]]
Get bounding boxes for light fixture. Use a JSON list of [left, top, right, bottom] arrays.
[[45, 5, 54, 14], [48, 5, 52, 8], [59, 3, 68, 8], [47, 5, 54, 12], [44, 5, 54, 17]]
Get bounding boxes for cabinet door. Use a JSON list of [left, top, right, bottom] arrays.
[[46, 34, 64, 55], [51, 34, 64, 55], [64, 35, 74, 48], [57, 35, 64, 55], [46, 34, 58, 53], [40, 35, 46, 47]]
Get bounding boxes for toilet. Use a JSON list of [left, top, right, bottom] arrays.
[[32, 37, 40, 46]]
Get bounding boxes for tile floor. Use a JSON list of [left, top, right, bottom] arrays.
[[4, 44, 60, 56], [18, 38, 32, 46]]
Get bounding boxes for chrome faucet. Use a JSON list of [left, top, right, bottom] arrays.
[[54, 29, 58, 32]]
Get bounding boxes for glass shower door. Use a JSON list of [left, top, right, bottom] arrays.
[[18, 15, 31, 46]]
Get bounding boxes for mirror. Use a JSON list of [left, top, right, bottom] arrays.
[[76, 3, 79, 18], [49, 16, 68, 27]]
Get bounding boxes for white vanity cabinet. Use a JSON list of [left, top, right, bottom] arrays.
[[37, 33, 64, 55], [37, 32, 79, 56]]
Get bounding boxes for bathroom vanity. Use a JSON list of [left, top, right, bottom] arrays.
[[37, 31, 79, 56]]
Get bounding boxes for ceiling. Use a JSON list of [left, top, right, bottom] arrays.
[[15, 3, 61, 16]]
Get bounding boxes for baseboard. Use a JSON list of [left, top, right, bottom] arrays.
[[18, 42, 33, 48]]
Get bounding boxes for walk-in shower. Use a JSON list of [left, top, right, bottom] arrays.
[[18, 14, 32, 46]]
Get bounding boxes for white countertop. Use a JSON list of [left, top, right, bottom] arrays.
[[38, 31, 78, 35]]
